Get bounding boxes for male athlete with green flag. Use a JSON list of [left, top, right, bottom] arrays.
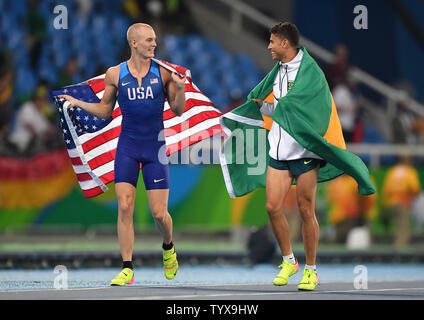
[[219, 22, 376, 290]]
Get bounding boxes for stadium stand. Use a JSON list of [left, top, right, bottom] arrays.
[[0, 0, 263, 118]]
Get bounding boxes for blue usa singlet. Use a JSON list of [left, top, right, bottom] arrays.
[[114, 60, 169, 189]]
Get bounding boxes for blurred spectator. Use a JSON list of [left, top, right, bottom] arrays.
[[393, 100, 415, 144], [324, 43, 350, 90], [146, 0, 166, 37], [147, 0, 164, 18], [124, 0, 195, 34], [123, 0, 164, 27], [162, 0, 196, 33], [327, 174, 377, 244], [7, 88, 59, 154], [332, 79, 359, 143], [381, 153, 421, 248], [411, 192, 424, 235], [390, 80, 423, 144], [25, 0, 46, 71], [0, 40, 14, 139], [76, 0, 94, 23], [410, 118, 424, 143], [56, 58, 79, 89], [123, 0, 144, 21], [36, 80, 58, 123]]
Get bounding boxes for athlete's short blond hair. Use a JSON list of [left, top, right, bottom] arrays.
[[126, 23, 153, 45]]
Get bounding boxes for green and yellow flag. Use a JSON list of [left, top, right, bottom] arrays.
[[219, 47, 376, 197]]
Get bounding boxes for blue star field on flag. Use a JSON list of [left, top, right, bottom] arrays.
[[52, 84, 113, 149]]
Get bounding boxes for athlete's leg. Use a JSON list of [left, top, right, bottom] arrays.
[[114, 143, 140, 264], [146, 188, 173, 245], [142, 157, 172, 244], [115, 182, 137, 262], [295, 166, 320, 266], [146, 187, 178, 280], [265, 166, 294, 256]]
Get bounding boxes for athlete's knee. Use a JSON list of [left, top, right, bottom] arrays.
[[297, 198, 315, 221], [265, 200, 283, 218], [117, 194, 135, 216], [150, 203, 168, 222]]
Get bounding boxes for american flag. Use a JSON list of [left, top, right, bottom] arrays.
[[51, 59, 223, 198]]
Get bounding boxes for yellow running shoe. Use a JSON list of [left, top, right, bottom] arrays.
[[110, 268, 134, 286], [163, 246, 178, 280], [273, 260, 299, 286], [297, 269, 318, 291]]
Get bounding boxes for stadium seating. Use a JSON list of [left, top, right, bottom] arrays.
[[161, 34, 263, 109], [1, 0, 263, 112]]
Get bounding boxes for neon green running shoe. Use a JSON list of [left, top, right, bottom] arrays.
[[297, 269, 318, 291], [273, 260, 299, 286], [163, 246, 178, 280], [110, 268, 134, 286]]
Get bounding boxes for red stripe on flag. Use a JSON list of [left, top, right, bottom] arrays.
[[99, 170, 115, 185], [87, 78, 105, 94], [164, 111, 222, 136], [163, 99, 216, 121], [112, 107, 122, 119], [70, 156, 83, 166], [76, 172, 92, 181], [159, 60, 188, 75], [82, 186, 104, 198], [82, 126, 121, 153], [88, 150, 116, 170], [166, 124, 222, 156]]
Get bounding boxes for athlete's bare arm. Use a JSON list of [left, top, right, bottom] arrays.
[[160, 67, 186, 117], [251, 98, 263, 107], [58, 66, 119, 119]]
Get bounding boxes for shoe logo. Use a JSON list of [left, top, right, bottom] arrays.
[[154, 178, 165, 183], [122, 82, 131, 86], [304, 160, 313, 165]]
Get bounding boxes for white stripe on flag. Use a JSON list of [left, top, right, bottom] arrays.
[[77, 116, 122, 145], [165, 117, 221, 145], [78, 179, 100, 190], [67, 148, 79, 159], [92, 160, 115, 178], [223, 112, 264, 128], [83, 137, 119, 162], [72, 164, 87, 174], [164, 105, 220, 128], [163, 91, 212, 111], [185, 91, 212, 103]]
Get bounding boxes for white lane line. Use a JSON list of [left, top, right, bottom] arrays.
[[0, 286, 109, 294]]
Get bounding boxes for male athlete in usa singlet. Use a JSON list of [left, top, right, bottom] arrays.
[[59, 23, 186, 286], [114, 59, 169, 190]]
